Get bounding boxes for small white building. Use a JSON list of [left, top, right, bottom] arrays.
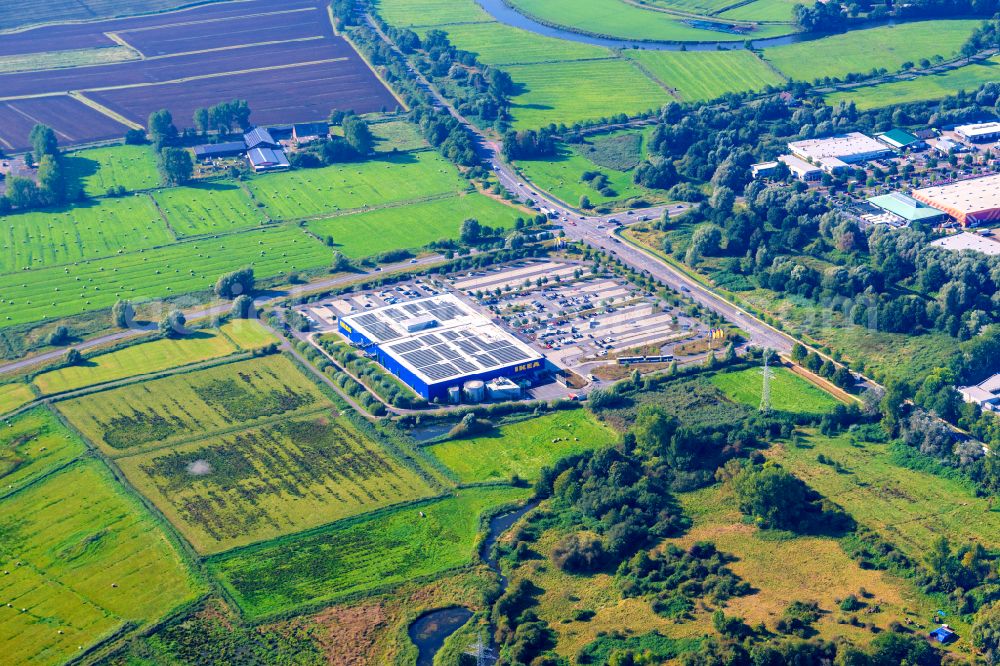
[[954, 121, 1000, 143], [959, 373, 1000, 411], [486, 377, 521, 401]]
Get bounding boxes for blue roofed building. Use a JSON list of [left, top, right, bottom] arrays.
[[192, 141, 246, 161], [243, 127, 280, 151], [929, 625, 956, 644], [247, 146, 289, 172]]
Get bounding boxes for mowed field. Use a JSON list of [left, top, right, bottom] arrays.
[[0, 407, 83, 497], [506, 59, 672, 130], [56, 355, 333, 455], [63, 144, 160, 197], [117, 412, 436, 553], [825, 56, 1000, 109], [0, 383, 37, 416], [0, 460, 203, 666], [719, 0, 800, 22], [427, 410, 617, 484], [209, 486, 531, 620], [624, 49, 786, 101], [762, 19, 979, 82], [0, 0, 396, 150], [32, 320, 274, 395], [709, 366, 841, 415], [413, 20, 613, 66], [246, 151, 468, 220], [152, 182, 268, 236], [307, 192, 521, 258]]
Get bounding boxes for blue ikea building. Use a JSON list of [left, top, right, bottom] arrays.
[[337, 294, 544, 402]]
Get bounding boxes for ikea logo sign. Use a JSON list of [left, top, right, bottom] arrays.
[[513, 360, 541, 373], [340, 322, 353, 335]]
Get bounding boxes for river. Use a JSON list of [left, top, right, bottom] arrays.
[[408, 500, 539, 665]]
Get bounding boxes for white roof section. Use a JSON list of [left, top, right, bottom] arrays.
[[778, 154, 820, 176], [914, 174, 1000, 217], [788, 132, 891, 163], [931, 232, 1000, 255], [960, 373, 1000, 409], [955, 122, 1000, 139], [341, 294, 542, 385]]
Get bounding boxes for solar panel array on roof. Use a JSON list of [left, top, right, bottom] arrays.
[[356, 313, 399, 342]]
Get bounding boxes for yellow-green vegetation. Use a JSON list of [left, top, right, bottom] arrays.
[[116, 413, 437, 553], [0, 407, 85, 498], [152, 182, 266, 236], [32, 321, 271, 395], [245, 151, 467, 221], [307, 192, 521, 258], [427, 410, 617, 483], [775, 431, 1000, 558], [709, 366, 841, 415], [0, 383, 36, 415], [719, 0, 799, 22], [209, 486, 530, 620], [63, 144, 159, 197], [0, 196, 173, 273], [625, 49, 786, 101], [825, 55, 1000, 110], [56, 355, 333, 456], [0, 460, 203, 666], [762, 20, 980, 82], [0, 45, 139, 74], [375, 0, 493, 27], [370, 119, 430, 152], [506, 59, 673, 130]]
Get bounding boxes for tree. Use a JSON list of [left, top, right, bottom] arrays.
[[231, 294, 255, 319], [460, 218, 482, 244], [193, 107, 210, 134], [124, 128, 147, 145], [160, 310, 186, 339], [972, 603, 1000, 665], [342, 115, 374, 155], [147, 109, 177, 147], [5, 177, 40, 209], [214, 267, 255, 299], [65, 348, 82, 365], [158, 147, 193, 185], [790, 342, 807, 363], [112, 299, 135, 329], [29, 124, 58, 158], [331, 251, 351, 272], [47, 325, 71, 346], [36, 155, 67, 204], [731, 464, 813, 531]]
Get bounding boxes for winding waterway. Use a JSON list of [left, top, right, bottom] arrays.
[[408, 501, 539, 665], [473, 0, 900, 51]]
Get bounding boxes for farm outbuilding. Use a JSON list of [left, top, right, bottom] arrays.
[[247, 146, 289, 172], [193, 141, 246, 161], [293, 122, 330, 144], [929, 625, 957, 644], [243, 127, 281, 150], [338, 294, 545, 402]]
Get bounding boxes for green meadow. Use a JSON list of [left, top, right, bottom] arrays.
[[762, 20, 979, 82], [625, 49, 785, 101], [419, 20, 613, 66], [63, 144, 160, 197], [427, 409, 617, 484], [709, 366, 841, 415], [152, 182, 266, 236], [0, 383, 36, 415], [374, 0, 493, 27], [209, 486, 530, 620], [0, 407, 84, 497], [0, 460, 203, 666], [307, 192, 520, 258]]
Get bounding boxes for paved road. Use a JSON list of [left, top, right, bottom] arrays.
[[0, 254, 445, 376]]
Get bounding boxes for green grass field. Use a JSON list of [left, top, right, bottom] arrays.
[[762, 19, 980, 82], [374, 0, 493, 27], [56, 355, 333, 455], [0, 383, 36, 415], [208, 486, 530, 620], [507, 0, 792, 41], [0, 196, 173, 273], [710, 366, 840, 415], [63, 144, 159, 197], [0, 225, 330, 327], [776, 431, 1000, 558], [246, 151, 467, 221], [307, 192, 520, 258], [31, 320, 270, 395], [117, 413, 436, 553], [624, 49, 785, 101], [642, 0, 744, 15], [152, 182, 266, 236], [506, 59, 673, 129], [0, 460, 203, 666], [370, 120, 431, 153], [0, 407, 84, 498], [420, 20, 613, 65], [825, 55, 1000, 110], [719, 0, 800, 22], [515, 140, 656, 208], [427, 410, 617, 484]]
